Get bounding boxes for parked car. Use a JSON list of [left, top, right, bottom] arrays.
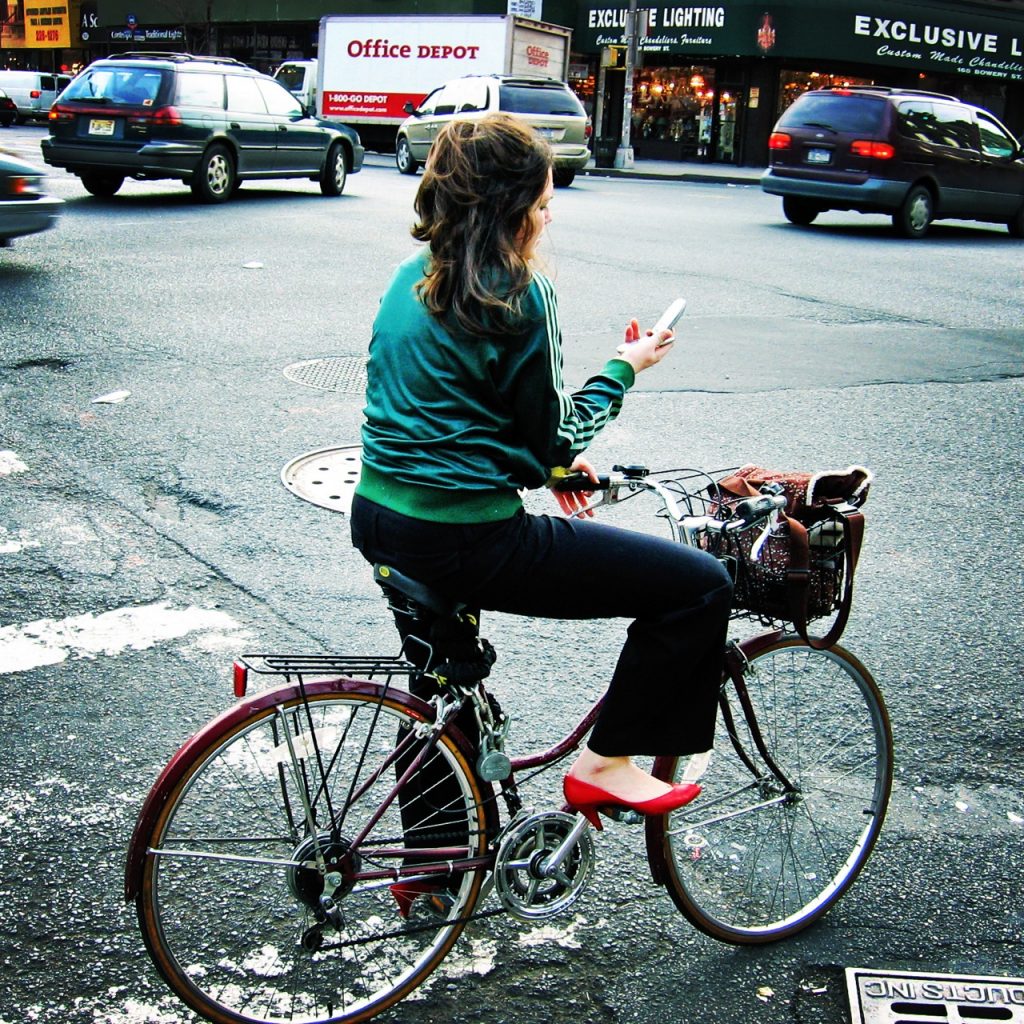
[[761, 86, 1024, 238], [0, 70, 72, 123], [41, 53, 364, 203], [0, 89, 17, 128], [395, 74, 591, 187], [0, 149, 63, 246]]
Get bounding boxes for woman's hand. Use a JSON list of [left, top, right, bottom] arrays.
[[551, 454, 600, 518], [615, 317, 675, 374]]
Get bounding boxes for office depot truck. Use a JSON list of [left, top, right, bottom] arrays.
[[275, 15, 572, 150]]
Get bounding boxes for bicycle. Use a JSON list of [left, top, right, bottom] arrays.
[[125, 464, 893, 1024]]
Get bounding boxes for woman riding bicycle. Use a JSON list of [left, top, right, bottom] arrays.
[[350, 113, 733, 825]]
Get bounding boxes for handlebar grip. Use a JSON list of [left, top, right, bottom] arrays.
[[732, 494, 786, 522], [553, 472, 611, 492]]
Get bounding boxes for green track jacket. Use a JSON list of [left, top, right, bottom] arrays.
[[357, 249, 635, 523]]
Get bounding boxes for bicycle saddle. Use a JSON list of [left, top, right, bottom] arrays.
[[373, 564, 467, 619]]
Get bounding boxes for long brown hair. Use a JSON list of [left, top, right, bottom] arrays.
[[412, 113, 553, 337]]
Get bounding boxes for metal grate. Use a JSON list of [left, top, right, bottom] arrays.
[[280, 445, 361, 514], [282, 357, 368, 394], [847, 968, 1024, 1024]]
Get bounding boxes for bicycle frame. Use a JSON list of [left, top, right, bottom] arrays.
[[125, 618, 795, 907]]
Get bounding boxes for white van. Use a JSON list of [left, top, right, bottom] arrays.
[[0, 70, 72, 122], [273, 60, 317, 116]]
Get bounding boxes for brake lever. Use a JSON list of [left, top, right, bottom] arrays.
[[749, 508, 783, 562]]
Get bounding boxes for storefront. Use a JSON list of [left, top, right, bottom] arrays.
[[573, 0, 1024, 165]]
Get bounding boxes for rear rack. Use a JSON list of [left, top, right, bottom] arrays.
[[238, 654, 421, 678]]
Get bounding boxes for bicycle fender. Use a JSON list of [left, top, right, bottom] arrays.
[[124, 677, 472, 902], [644, 629, 786, 887]]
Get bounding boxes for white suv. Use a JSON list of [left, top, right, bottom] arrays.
[[395, 75, 591, 187]]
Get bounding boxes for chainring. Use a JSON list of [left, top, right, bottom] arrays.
[[493, 811, 594, 920]]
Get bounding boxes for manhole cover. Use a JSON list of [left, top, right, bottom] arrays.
[[283, 357, 367, 394], [281, 445, 361, 514], [846, 968, 1024, 1024]]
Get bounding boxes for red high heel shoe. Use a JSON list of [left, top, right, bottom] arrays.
[[389, 879, 454, 919], [562, 773, 700, 831]]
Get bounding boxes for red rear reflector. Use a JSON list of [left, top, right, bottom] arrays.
[[851, 140, 895, 159], [233, 661, 248, 698], [768, 132, 791, 150], [30, 89, 41, 99]]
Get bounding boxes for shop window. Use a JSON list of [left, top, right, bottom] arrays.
[[778, 70, 874, 117], [568, 59, 595, 119], [633, 66, 714, 157]]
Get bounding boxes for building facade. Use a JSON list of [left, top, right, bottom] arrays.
[[575, 0, 1024, 164], [2, 0, 1023, 166]]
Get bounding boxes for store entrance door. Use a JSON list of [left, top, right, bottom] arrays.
[[715, 88, 742, 161], [713, 61, 747, 163]]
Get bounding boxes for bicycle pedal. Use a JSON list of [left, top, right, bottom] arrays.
[[603, 807, 644, 825]]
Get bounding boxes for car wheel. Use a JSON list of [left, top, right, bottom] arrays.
[[782, 196, 820, 226], [190, 144, 235, 204], [320, 141, 347, 196], [0, 117, 13, 129], [395, 136, 418, 175], [80, 172, 124, 198], [1006, 202, 1024, 239], [893, 185, 933, 239], [552, 167, 576, 188]]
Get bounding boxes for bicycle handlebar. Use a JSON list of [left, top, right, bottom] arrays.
[[552, 464, 787, 538]]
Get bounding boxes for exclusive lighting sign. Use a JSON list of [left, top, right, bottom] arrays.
[[575, 1, 1024, 80], [584, 4, 732, 53], [850, 13, 1024, 80]]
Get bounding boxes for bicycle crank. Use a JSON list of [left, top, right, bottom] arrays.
[[493, 811, 594, 920]]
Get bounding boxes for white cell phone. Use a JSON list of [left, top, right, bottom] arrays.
[[652, 298, 687, 344]]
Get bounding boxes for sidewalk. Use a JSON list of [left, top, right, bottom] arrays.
[[580, 157, 764, 186]]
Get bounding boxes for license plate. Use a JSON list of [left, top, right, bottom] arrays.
[[89, 118, 115, 136], [535, 127, 559, 140], [805, 147, 831, 164]]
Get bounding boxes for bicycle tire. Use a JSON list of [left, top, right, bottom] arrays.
[[650, 637, 892, 944], [135, 684, 493, 1024]]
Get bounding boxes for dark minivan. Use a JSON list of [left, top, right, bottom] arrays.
[[761, 86, 1024, 238]]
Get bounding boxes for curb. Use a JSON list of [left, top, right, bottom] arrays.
[[580, 166, 763, 187]]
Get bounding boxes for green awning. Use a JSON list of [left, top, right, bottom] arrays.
[[576, 0, 1024, 80]]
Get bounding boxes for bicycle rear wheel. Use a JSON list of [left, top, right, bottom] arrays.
[[651, 638, 892, 943], [135, 686, 493, 1023]]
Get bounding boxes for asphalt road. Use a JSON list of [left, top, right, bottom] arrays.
[[1, 126, 1023, 1024]]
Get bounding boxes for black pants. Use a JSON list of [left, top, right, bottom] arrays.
[[350, 495, 733, 756]]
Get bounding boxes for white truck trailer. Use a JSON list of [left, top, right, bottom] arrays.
[[274, 15, 572, 150]]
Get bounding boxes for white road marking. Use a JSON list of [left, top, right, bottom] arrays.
[[0, 450, 29, 476], [0, 601, 245, 675]]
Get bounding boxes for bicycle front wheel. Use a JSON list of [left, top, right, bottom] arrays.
[[135, 685, 493, 1024], [652, 638, 892, 944]]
